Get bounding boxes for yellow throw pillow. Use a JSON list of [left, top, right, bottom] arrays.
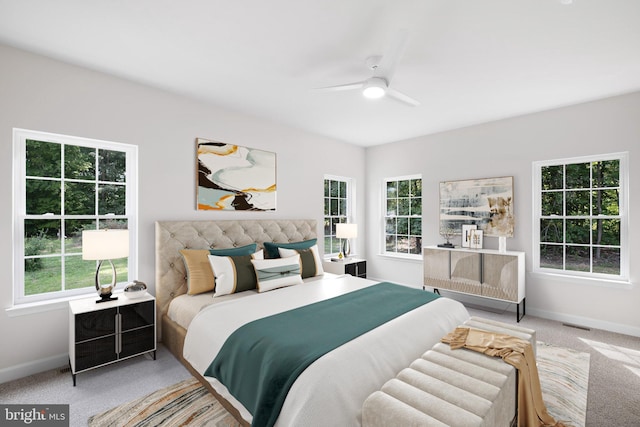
[[180, 249, 215, 295]]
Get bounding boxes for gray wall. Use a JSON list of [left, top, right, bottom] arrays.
[[365, 92, 640, 336], [0, 44, 366, 381]]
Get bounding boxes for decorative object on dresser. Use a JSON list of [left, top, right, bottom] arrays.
[[469, 229, 483, 249], [498, 235, 508, 253], [423, 245, 525, 321], [68, 293, 156, 385], [335, 223, 358, 258], [196, 138, 276, 211], [123, 280, 147, 299], [438, 222, 455, 248], [439, 176, 514, 237], [82, 229, 129, 303], [461, 224, 477, 248], [323, 258, 366, 278]]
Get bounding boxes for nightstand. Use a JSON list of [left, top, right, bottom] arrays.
[[68, 293, 156, 385], [323, 258, 366, 278]]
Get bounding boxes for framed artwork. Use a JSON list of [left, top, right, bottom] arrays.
[[470, 229, 484, 249], [439, 176, 514, 237], [461, 224, 477, 248], [196, 138, 276, 211]]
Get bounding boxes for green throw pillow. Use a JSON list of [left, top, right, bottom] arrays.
[[263, 239, 317, 259], [209, 243, 257, 256]]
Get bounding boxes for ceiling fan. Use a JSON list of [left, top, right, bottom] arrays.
[[315, 30, 420, 107]]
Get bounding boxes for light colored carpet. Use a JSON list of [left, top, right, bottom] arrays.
[[88, 341, 589, 427]]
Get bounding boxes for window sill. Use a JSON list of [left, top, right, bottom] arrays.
[[378, 253, 423, 262], [530, 271, 633, 289], [5, 291, 117, 317]]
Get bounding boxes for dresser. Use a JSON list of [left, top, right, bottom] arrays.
[[423, 246, 525, 321]]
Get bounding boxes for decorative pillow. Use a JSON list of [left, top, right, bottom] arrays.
[[263, 238, 317, 259], [251, 255, 303, 293], [180, 245, 258, 295], [208, 253, 261, 297], [278, 245, 324, 279], [252, 249, 264, 260], [209, 243, 257, 257], [180, 249, 215, 295]]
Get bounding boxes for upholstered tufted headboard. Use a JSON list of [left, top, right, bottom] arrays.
[[155, 219, 317, 323]]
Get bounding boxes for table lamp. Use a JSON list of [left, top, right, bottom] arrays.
[[82, 229, 129, 303], [336, 223, 357, 259]]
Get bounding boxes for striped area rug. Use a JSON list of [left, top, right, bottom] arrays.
[[88, 342, 589, 427], [538, 342, 590, 427], [88, 378, 240, 427]]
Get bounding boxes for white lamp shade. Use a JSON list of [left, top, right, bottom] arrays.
[[82, 229, 129, 260], [336, 223, 358, 239]]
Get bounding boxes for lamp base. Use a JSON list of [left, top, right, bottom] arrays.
[[96, 293, 118, 304], [341, 239, 351, 259]]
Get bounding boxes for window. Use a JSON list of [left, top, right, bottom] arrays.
[[533, 152, 628, 281], [323, 176, 354, 256], [384, 175, 422, 257], [13, 129, 138, 305]]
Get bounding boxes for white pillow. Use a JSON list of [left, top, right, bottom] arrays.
[[251, 254, 303, 293], [208, 251, 263, 297], [278, 244, 324, 278]]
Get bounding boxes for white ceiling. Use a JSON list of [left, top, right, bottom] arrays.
[[1, 0, 639, 146]]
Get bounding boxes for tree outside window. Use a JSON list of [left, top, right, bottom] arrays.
[[384, 176, 422, 256], [324, 177, 353, 255], [535, 153, 628, 281], [14, 129, 137, 304]]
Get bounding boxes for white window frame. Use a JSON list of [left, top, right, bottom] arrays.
[[12, 128, 138, 306], [323, 175, 355, 257], [382, 174, 422, 260], [532, 152, 629, 283]]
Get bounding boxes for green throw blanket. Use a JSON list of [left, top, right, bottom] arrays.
[[204, 282, 440, 427]]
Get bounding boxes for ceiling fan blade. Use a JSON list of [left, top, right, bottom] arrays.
[[373, 29, 409, 83], [387, 87, 420, 107], [314, 81, 365, 92]]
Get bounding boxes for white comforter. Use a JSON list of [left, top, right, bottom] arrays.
[[183, 275, 469, 426]]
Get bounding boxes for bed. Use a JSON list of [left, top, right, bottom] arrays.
[[156, 219, 470, 426]]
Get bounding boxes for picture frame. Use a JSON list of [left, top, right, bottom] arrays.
[[461, 224, 477, 248], [196, 138, 277, 211], [439, 176, 514, 237], [470, 229, 484, 249]]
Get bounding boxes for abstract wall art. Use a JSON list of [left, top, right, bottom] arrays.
[[439, 176, 514, 237], [196, 138, 276, 211]]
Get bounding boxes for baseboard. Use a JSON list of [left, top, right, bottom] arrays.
[[0, 353, 68, 385], [378, 278, 640, 338], [526, 307, 640, 338]]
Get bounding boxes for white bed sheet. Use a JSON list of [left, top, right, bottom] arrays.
[[183, 275, 470, 426], [168, 273, 336, 330]]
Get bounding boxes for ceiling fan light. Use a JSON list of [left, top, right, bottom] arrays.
[[362, 78, 387, 99]]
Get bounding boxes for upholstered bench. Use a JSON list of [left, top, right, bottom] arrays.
[[362, 317, 535, 427]]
